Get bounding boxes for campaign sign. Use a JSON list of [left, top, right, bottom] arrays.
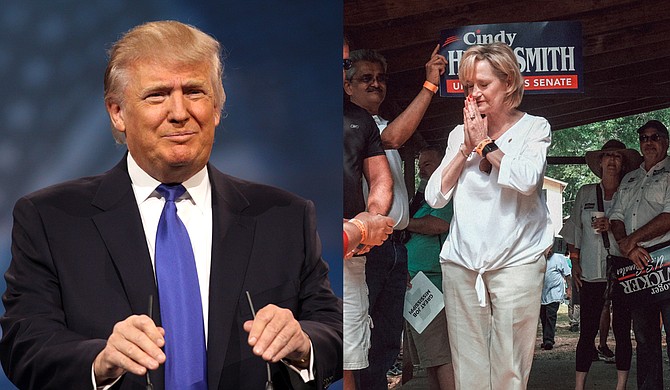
[[404, 271, 444, 334], [439, 21, 583, 97], [612, 242, 670, 306]]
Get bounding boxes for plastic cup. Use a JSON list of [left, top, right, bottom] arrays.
[[591, 211, 605, 234]]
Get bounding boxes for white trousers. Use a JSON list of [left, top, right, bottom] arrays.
[[343, 256, 371, 370], [441, 257, 546, 390]]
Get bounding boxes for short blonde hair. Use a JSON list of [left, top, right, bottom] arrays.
[[104, 21, 225, 143], [458, 42, 524, 108]]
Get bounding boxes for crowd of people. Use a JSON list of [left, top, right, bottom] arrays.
[[342, 37, 670, 390]]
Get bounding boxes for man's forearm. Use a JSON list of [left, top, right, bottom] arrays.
[[363, 155, 393, 215], [367, 189, 392, 215], [610, 220, 627, 242], [380, 45, 445, 149], [380, 89, 433, 149], [406, 215, 449, 235], [623, 213, 670, 246]]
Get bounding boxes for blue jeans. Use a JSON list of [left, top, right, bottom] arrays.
[[354, 237, 407, 389]]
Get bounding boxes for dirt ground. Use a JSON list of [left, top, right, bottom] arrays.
[[390, 304, 670, 389]]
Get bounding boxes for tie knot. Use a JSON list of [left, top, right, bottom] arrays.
[[156, 184, 187, 202]]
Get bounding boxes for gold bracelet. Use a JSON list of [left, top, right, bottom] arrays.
[[423, 80, 438, 94], [475, 137, 493, 157], [348, 218, 367, 243], [459, 144, 469, 158]]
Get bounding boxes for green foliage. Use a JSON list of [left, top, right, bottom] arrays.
[[548, 108, 670, 218]]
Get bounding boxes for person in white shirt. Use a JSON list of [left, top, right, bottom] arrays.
[[540, 247, 572, 351], [561, 139, 642, 390], [425, 42, 552, 390], [610, 120, 670, 389], [344, 47, 446, 389]]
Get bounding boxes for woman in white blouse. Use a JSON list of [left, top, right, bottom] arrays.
[[425, 42, 553, 390]]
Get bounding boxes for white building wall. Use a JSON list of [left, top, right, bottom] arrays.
[[543, 177, 567, 237]]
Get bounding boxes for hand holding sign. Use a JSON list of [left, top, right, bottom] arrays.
[[628, 246, 651, 270], [403, 272, 445, 334], [612, 242, 670, 306]]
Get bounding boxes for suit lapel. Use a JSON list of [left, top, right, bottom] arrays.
[[91, 159, 158, 318], [206, 166, 255, 389], [91, 158, 165, 389], [90, 161, 257, 389]]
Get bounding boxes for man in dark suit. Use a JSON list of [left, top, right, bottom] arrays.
[[0, 21, 342, 389]]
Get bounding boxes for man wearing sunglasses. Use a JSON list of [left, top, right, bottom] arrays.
[[343, 47, 446, 389], [610, 120, 670, 389], [343, 40, 393, 244], [342, 38, 394, 390]]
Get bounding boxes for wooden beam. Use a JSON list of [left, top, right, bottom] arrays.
[[357, 19, 670, 76], [547, 156, 586, 165], [345, 0, 653, 51], [345, 0, 670, 149]]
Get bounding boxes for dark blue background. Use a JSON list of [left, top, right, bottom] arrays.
[[0, 1, 342, 388]]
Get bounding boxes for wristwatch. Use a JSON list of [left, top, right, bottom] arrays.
[[482, 141, 499, 158]]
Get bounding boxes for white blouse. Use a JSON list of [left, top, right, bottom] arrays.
[[425, 113, 554, 306], [561, 183, 622, 282]]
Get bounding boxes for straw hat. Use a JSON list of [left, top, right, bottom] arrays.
[[584, 139, 643, 178]]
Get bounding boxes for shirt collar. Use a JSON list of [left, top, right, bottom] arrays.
[[642, 156, 670, 174], [372, 115, 387, 127], [126, 153, 210, 210]]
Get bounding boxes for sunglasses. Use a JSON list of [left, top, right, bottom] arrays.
[[343, 58, 352, 70], [350, 73, 389, 84], [639, 133, 667, 143]]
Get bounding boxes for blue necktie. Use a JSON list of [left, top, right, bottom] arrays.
[[155, 184, 208, 390]]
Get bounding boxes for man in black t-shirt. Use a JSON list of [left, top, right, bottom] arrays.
[[344, 46, 446, 389], [342, 39, 393, 390], [343, 100, 392, 219]]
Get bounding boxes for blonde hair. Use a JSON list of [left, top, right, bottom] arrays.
[[458, 42, 524, 108], [104, 21, 225, 143]]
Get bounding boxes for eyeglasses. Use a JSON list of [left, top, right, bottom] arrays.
[[639, 133, 667, 143], [246, 291, 275, 389], [343, 59, 352, 70], [146, 295, 155, 390], [350, 73, 389, 84], [245, 290, 295, 384]]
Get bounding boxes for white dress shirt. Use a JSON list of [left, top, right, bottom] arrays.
[[127, 153, 213, 341], [610, 156, 670, 248]]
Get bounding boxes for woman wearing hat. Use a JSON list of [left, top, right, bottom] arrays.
[[561, 139, 643, 390]]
